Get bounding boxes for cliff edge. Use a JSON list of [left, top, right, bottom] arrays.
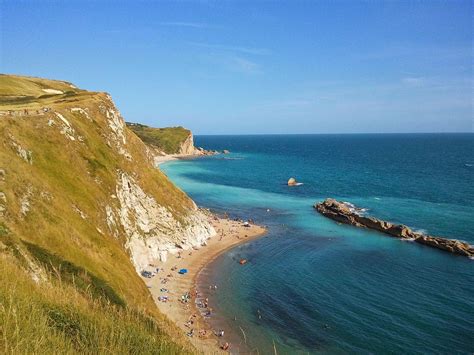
[[0, 74, 216, 352]]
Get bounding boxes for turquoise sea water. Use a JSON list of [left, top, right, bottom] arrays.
[[161, 134, 474, 354]]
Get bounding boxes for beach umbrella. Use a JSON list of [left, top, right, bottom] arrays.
[[178, 268, 188, 274]]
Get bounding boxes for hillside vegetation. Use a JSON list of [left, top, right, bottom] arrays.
[[0, 74, 212, 353], [126, 123, 192, 155]]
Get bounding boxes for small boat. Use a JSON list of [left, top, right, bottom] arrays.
[[239, 259, 247, 265]]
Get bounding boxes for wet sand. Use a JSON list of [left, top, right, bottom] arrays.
[[142, 215, 266, 354]]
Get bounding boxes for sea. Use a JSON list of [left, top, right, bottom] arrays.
[[160, 134, 474, 354]]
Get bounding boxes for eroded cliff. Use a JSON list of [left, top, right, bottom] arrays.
[[0, 74, 215, 352]]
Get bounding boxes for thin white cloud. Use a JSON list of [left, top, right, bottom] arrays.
[[103, 22, 217, 33], [401, 77, 425, 86], [158, 22, 215, 29], [188, 41, 270, 55], [229, 56, 262, 74], [247, 75, 471, 119], [357, 43, 471, 62], [202, 51, 263, 74], [258, 99, 314, 110]]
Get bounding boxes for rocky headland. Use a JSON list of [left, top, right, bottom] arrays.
[[315, 199, 474, 258], [126, 122, 224, 165]]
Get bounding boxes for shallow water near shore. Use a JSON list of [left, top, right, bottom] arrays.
[[161, 134, 474, 354]]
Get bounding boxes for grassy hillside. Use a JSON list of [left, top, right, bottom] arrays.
[[0, 75, 197, 353], [0, 252, 188, 354], [0, 74, 81, 106], [126, 122, 191, 155]]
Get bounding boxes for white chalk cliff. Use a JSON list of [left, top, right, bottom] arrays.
[[100, 99, 216, 271], [113, 172, 215, 270]]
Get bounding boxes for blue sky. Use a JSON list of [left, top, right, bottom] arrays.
[[1, 1, 472, 134]]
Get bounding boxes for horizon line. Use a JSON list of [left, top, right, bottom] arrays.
[[192, 131, 474, 136]]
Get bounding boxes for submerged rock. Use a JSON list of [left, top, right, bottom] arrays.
[[314, 199, 474, 258]]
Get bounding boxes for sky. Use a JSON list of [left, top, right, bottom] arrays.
[[1, 1, 472, 134]]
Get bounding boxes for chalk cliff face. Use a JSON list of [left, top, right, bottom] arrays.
[[178, 132, 196, 155], [114, 172, 215, 270], [0, 75, 215, 279]]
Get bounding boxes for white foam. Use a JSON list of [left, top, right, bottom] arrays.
[[342, 201, 367, 215], [413, 228, 428, 235]]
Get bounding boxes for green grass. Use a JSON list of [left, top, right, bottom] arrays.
[[0, 223, 8, 237], [0, 74, 78, 97], [82, 156, 107, 176], [0, 254, 191, 354], [126, 122, 191, 154], [23, 241, 126, 307]]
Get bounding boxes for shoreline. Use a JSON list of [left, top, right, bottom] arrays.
[[142, 213, 267, 353], [154, 152, 219, 166]]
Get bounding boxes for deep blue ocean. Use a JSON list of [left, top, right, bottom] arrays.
[[161, 134, 474, 354]]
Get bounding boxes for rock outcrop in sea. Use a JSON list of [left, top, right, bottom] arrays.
[[314, 199, 474, 258], [288, 177, 298, 186]]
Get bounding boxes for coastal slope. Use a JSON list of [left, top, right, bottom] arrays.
[[0, 74, 216, 352], [126, 123, 195, 155], [127, 122, 219, 164]]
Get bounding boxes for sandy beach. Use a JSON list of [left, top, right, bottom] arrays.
[[154, 152, 221, 166], [141, 214, 266, 353], [153, 154, 178, 165]]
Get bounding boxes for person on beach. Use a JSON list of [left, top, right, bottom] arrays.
[[221, 342, 230, 351]]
